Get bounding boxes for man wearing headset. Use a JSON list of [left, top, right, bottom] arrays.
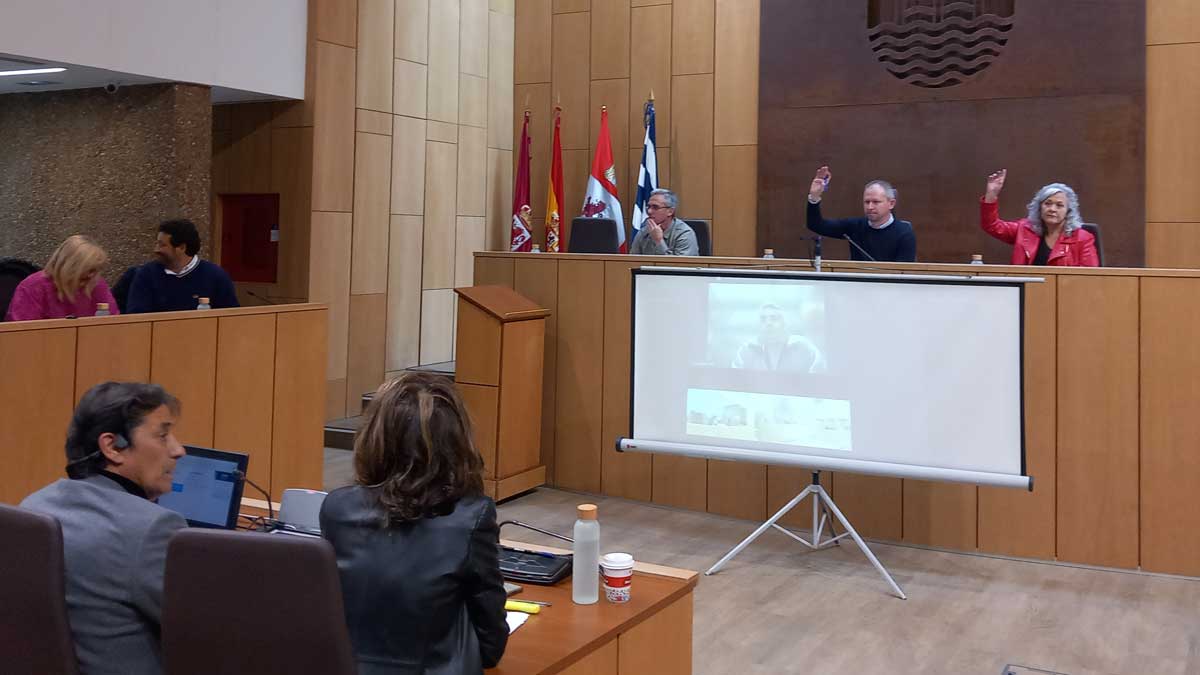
[[21, 382, 187, 675]]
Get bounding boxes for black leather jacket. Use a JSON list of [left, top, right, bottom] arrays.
[[319, 486, 509, 674]]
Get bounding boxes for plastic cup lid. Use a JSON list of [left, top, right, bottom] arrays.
[[601, 552, 634, 569]]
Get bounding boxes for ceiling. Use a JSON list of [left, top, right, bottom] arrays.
[[0, 53, 280, 104]]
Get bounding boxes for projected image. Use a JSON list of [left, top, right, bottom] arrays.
[[706, 283, 827, 373], [686, 388, 852, 451]]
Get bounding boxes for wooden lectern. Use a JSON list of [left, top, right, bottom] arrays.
[[453, 286, 549, 501]]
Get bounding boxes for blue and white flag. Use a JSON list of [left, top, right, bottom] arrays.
[[631, 100, 658, 233]]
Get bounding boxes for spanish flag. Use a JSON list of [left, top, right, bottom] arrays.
[[544, 107, 565, 252]]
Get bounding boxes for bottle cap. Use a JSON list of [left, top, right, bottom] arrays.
[[96, 303, 109, 310], [577, 504, 597, 520], [199, 297, 211, 303], [971, 254, 982, 262], [764, 248, 775, 256]]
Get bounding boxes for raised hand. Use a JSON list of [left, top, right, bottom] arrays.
[[809, 166, 832, 202], [984, 169, 1007, 203]]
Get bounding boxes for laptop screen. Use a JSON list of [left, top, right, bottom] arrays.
[[156, 446, 249, 529]]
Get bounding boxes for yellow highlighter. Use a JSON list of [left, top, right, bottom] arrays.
[[505, 600, 542, 614]]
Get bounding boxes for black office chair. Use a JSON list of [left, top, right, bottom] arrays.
[[111, 266, 139, 314], [0, 257, 40, 321], [685, 220, 712, 256], [568, 217, 620, 253], [1081, 223, 1103, 267], [163, 529, 356, 675], [0, 504, 80, 675]]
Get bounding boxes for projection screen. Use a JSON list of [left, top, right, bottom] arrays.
[[618, 267, 1035, 490]]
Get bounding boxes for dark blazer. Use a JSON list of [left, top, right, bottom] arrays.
[[20, 475, 187, 675], [319, 486, 509, 675]]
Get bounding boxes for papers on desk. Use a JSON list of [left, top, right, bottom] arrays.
[[506, 611, 529, 634]]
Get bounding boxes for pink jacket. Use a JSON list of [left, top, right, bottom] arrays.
[[980, 198, 1099, 267], [5, 271, 120, 321]]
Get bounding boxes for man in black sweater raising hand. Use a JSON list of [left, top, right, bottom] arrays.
[[805, 166, 917, 263]]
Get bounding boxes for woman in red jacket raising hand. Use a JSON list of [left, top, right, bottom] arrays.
[[980, 169, 1099, 267]]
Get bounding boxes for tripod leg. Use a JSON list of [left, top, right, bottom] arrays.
[[706, 486, 815, 576], [816, 487, 906, 599]]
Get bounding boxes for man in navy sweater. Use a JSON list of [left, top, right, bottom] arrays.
[[805, 166, 917, 262], [126, 219, 239, 313]]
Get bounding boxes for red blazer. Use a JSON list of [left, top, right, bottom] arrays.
[[979, 198, 1099, 267]]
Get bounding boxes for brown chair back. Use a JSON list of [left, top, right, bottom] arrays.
[[0, 504, 80, 675], [162, 529, 356, 674]]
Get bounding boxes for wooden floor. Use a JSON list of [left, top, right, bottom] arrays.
[[323, 450, 1200, 675]]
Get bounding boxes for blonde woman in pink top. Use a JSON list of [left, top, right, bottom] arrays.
[[5, 235, 119, 321]]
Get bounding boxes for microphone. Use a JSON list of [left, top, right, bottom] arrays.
[[234, 470, 275, 522], [813, 236, 822, 272], [843, 234, 876, 262]]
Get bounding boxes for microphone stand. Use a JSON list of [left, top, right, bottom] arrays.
[[843, 234, 877, 262]]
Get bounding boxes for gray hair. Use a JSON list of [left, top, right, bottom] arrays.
[[650, 188, 678, 209], [1026, 183, 1083, 235], [864, 180, 897, 201]]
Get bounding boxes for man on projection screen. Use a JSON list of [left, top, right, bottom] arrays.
[[731, 303, 825, 373]]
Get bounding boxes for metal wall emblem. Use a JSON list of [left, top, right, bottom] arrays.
[[868, 1, 1016, 88]]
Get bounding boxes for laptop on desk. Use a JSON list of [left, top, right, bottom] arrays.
[[156, 446, 249, 530]]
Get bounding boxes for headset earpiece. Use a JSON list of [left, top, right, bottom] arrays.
[[113, 434, 130, 449]]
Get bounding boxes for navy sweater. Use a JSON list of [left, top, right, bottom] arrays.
[[806, 201, 917, 262], [125, 260, 239, 313]]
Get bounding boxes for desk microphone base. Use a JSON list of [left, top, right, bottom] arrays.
[[705, 472, 906, 600]]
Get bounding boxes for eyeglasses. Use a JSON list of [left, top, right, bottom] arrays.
[[646, 204, 672, 211]]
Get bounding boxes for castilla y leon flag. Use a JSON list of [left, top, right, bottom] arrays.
[[544, 107, 565, 252], [582, 106, 625, 252], [510, 110, 533, 252]]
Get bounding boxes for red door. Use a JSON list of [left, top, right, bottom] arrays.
[[220, 194, 279, 283]]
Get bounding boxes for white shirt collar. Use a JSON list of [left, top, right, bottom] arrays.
[[165, 255, 200, 277], [869, 215, 895, 230]]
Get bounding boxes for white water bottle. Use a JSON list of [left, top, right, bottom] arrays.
[[196, 296, 211, 310], [94, 303, 111, 317], [572, 504, 600, 605], [970, 254, 984, 265], [762, 248, 776, 259]]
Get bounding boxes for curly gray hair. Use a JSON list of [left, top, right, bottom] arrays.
[[1026, 183, 1083, 235]]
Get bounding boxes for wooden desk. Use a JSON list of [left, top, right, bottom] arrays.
[[0, 304, 328, 504], [473, 251, 1200, 577]]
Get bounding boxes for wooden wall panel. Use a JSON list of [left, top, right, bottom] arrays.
[[315, 0, 357, 48], [552, 12, 591, 150], [461, 0, 490, 78], [515, 0, 552, 84], [1147, 43, 1200, 223], [555, 260, 605, 492], [1056, 275, 1139, 569], [395, 0, 430, 64], [670, 74, 714, 218], [1140, 277, 1200, 576], [214, 314, 276, 493], [224, 104, 274, 194], [356, 0, 394, 112], [150, 318, 217, 447], [828, 473, 902, 541], [713, 0, 758, 146], [391, 115, 427, 215], [456, 216, 487, 287], [0, 329, 75, 505], [309, 212, 353, 387], [420, 289, 457, 364], [629, 4, 672, 149], [766, 466, 830, 530], [458, 126, 488, 217], [707, 461, 766, 521], [75, 323, 152, 400], [423, 141, 460, 289], [387, 215, 424, 371], [979, 276, 1057, 560], [272, 311, 328, 500], [270, 126, 314, 300], [671, 0, 715, 75], [902, 482, 977, 551], [554, 0, 590, 13], [313, 41, 357, 212], [514, 258, 561, 483], [497, 320, 546, 476], [352, 132, 392, 294], [393, 57, 428, 119], [487, 148, 515, 249], [590, 79, 632, 207], [1146, 222, 1200, 269], [346, 293, 388, 414], [1147, 0, 1200, 45], [591, 0, 631, 80], [488, 11, 516, 152], [652, 455, 708, 515], [561, 149, 592, 242], [427, 0, 461, 123], [713, 145, 758, 257], [600, 260, 649, 500], [461, 74, 489, 129], [475, 256, 516, 288], [513, 83, 552, 227]]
